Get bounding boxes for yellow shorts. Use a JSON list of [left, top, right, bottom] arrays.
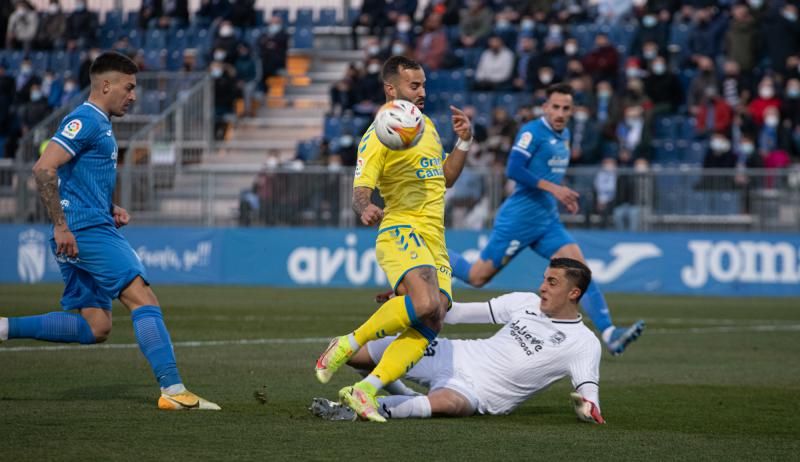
[[375, 225, 452, 305]]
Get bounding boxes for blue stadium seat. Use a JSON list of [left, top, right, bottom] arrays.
[[254, 9, 265, 26], [296, 139, 321, 161], [292, 27, 314, 49], [295, 8, 313, 28], [144, 49, 165, 71], [126, 11, 139, 29], [168, 28, 188, 51], [449, 91, 468, 108], [346, 7, 359, 25], [104, 11, 122, 31], [29, 51, 49, 73], [573, 24, 594, 53], [426, 70, 442, 91], [683, 141, 707, 165], [324, 116, 342, 140], [669, 23, 691, 55], [717, 191, 741, 214], [318, 8, 337, 26], [126, 29, 143, 49], [653, 115, 676, 140], [469, 92, 494, 115], [145, 29, 167, 50], [6, 50, 23, 71], [445, 69, 467, 92], [140, 90, 162, 114], [166, 49, 183, 71], [100, 29, 118, 48], [271, 8, 289, 25]]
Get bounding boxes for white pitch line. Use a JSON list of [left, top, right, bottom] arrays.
[[1, 324, 799, 354]]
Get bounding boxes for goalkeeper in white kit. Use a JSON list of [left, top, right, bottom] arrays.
[[311, 258, 605, 424]]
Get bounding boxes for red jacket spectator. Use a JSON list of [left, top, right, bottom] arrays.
[[748, 97, 781, 126], [695, 97, 733, 134]]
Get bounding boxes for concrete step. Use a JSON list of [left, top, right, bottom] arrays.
[[214, 139, 298, 151], [285, 82, 332, 95], [229, 125, 323, 141], [237, 116, 323, 128]]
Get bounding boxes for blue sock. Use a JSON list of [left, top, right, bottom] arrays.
[[8, 312, 96, 344], [448, 249, 472, 283], [581, 281, 613, 333], [131, 306, 182, 389]]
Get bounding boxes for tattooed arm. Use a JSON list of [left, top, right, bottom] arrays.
[[33, 142, 77, 257], [352, 186, 384, 226]]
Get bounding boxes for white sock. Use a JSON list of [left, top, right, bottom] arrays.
[[601, 326, 616, 343], [384, 379, 422, 396], [161, 383, 186, 395], [0, 317, 8, 341], [363, 374, 384, 391], [346, 333, 360, 351], [377, 395, 432, 419]]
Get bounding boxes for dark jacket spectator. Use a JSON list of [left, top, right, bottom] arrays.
[[688, 7, 728, 59], [258, 15, 288, 79], [36, 1, 66, 49], [18, 84, 50, 132], [196, 0, 232, 25], [414, 13, 449, 71], [644, 57, 683, 113], [725, 3, 759, 72], [230, 0, 256, 28], [762, 4, 800, 74], [569, 106, 602, 165], [459, 0, 493, 48], [352, 0, 388, 49], [630, 12, 670, 56], [65, 1, 96, 47]]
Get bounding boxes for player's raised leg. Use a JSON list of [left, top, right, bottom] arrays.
[[120, 276, 220, 410], [449, 250, 499, 288]]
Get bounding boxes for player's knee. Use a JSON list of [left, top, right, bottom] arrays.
[[410, 293, 440, 319], [89, 323, 112, 344]]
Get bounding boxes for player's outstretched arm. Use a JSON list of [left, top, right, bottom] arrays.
[[443, 105, 472, 187], [352, 186, 384, 226], [570, 392, 605, 424], [33, 142, 78, 257]]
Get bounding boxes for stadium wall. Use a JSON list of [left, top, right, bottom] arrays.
[[4, 225, 800, 297]]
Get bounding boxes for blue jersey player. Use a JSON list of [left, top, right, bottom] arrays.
[[449, 83, 645, 355], [0, 52, 219, 410]]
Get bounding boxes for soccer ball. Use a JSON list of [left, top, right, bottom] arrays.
[[373, 99, 425, 150]]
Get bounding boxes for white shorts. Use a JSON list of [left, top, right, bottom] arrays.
[[366, 335, 481, 412]]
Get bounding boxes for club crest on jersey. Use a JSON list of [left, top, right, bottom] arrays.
[[516, 131, 533, 149], [549, 331, 566, 345], [61, 119, 82, 139]]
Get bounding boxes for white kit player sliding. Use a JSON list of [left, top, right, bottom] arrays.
[[311, 257, 605, 424]]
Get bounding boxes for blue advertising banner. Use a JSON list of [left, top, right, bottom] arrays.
[[2, 225, 799, 296]]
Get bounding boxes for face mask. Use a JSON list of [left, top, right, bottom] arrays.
[[75, 2, 85, 11], [597, 89, 611, 99], [213, 50, 226, 61], [748, 0, 763, 8], [574, 111, 589, 122], [643, 48, 657, 60], [626, 68, 639, 79], [48, 4, 59, 13], [652, 63, 666, 75], [626, 116, 642, 125], [633, 0, 647, 6], [711, 138, 730, 152], [64, 82, 76, 92], [367, 45, 380, 56], [392, 44, 405, 55], [564, 43, 578, 55], [220, 26, 234, 37], [30, 90, 42, 101], [642, 15, 658, 28], [339, 135, 354, 147], [740, 143, 755, 155], [268, 24, 282, 34], [549, 25, 562, 36], [211, 67, 223, 78], [20, 65, 31, 75], [538, 72, 553, 84], [783, 10, 797, 22], [367, 63, 380, 74], [704, 86, 717, 98], [397, 21, 412, 32], [765, 115, 779, 127], [788, 87, 800, 98], [496, 19, 511, 29], [759, 86, 775, 99], [521, 19, 535, 30]]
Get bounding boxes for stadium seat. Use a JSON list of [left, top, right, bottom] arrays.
[[254, 9, 265, 26], [272, 8, 289, 25], [166, 49, 183, 71], [104, 10, 123, 31], [653, 115, 675, 140], [469, 92, 494, 116], [100, 29, 118, 48], [168, 28, 189, 51], [126, 29, 143, 49], [144, 49, 165, 71], [445, 70, 467, 92], [296, 139, 321, 161], [295, 8, 313, 28], [683, 141, 707, 165], [318, 8, 337, 26], [126, 11, 139, 29], [145, 29, 167, 50], [292, 27, 314, 49], [29, 51, 49, 73], [7, 50, 23, 71], [346, 7, 359, 25], [324, 116, 342, 140]]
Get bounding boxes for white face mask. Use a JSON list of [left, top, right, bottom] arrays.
[[643, 48, 657, 59], [367, 45, 380, 56], [220, 26, 234, 38], [597, 89, 611, 99], [214, 50, 226, 61], [626, 68, 639, 79], [397, 21, 412, 33], [268, 24, 282, 34], [764, 115, 779, 127], [574, 111, 589, 122], [496, 19, 511, 29], [48, 4, 59, 13], [564, 43, 578, 55], [20, 65, 32, 74], [759, 86, 775, 99], [30, 90, 42, 101], [642, 15, 657, 27], [367, 63, 380, 74], [626, 116, 643, 125], [748, 0, 763, 8], [538, 72, 553, 84], [521, 19, 535, 30], [392, 44, 405, 55], [211, 67, 223, 78], [64, 82, 76, 92], [740, 143, 755, 155], [652, 63, 666, 75], [711, 138, 731, 152]]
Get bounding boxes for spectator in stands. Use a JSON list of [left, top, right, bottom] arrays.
[[180, 48, 198, 72], [612, 156, 649, 231], [210, 61, 239, 140], [473, 35, 515, 91], [687, 56, 717, 109], [392, 14, 415, 47], [693, 85, 733, 139], [512, 35, 538, 92], [570, 104, 601, 165], [582, 33, 619, 83], [14, 58, 39, 102], [593, 156, 617, 228], [699, 132, 737, 190], [620, 77, 651, 115], [64, 0, 96, 49], [414, 13, 448, 71], [35, 0, 66, 50], [593, 80, 621, 126], [141, 0, 189, 29], [40, 70, 62, 108], [195, 0, 232, 27], [229, 0, 256, 28], [630, 9, 670, 57], [5, 0, 37, 52], [59, 77, 80, 106], [687, 6, 726, 62], [724, 2, 758, 76], [78, 48, 100, 89], [638, 40, 660, 70], [214, 20, 240, 62], [644, 55, 683, 115], [234, 43, 258, 116], [353, 57, 383, 115], [139, 0, 161, 29], [387, 0, 418, 26], [780, 78, 800, 129], [329, 64, 359, 116], [486, 106, 517, 163], [352, 0, 388, 49], [763, 3, 800, 75], [0, 2, 12, 46], [0, 62, 15, 156], [748, 77, 781, 127], [719, 59, 749, 110], [386, 39, 412, 60], [17, 82, 50, 134], [362, 36, 383, 60], [616, 104, 651, 160], [423, 0, 460, 27], [757, 106, 783, 154], [258, 14, 288, 81], [459, 0, 493, 48]]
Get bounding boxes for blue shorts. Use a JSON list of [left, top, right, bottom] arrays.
[[480, 218, 576, 269], [51, 224, 148, 311]]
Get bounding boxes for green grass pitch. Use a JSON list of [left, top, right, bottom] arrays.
[[1, 284, 799, 461]]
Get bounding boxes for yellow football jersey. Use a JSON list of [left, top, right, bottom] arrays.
[[353, 115, 447, 236]]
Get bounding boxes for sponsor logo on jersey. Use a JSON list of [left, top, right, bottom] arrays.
[[61, 119, 82, 139], [416, 156, 443, 179], [516, 131, 532, 149], [18, 229, 46, 283], [509, 319, 545, 356], [106, 130, 112, 137], [423, 339, 439, 357]]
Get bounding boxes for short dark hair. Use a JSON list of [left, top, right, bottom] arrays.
[[549, 258, 591, 301], [90, 51, 139, 76], [381, 55, 422, 83], [546, 82, 574, 99]]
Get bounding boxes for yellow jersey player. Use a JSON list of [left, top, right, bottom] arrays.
[[315, 55, 473, 422]]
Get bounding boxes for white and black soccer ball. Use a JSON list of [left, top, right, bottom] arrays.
[[373, 99, 425, 151]]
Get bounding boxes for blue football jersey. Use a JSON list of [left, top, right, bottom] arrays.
[[50, 101, 118, 231], [496, 117, 571, 228]]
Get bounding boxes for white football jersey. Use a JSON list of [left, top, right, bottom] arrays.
[[450, 292, 601, 415]]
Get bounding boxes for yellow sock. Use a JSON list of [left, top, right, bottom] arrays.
[[353, 295, 415, 346], [370, 327, 433, 385]]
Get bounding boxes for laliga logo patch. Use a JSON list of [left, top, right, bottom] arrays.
[[61, 119, 82, 139], [18, 229, 47, 284], [516, 131, 532, 149], [355, 158, 364, 178]]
